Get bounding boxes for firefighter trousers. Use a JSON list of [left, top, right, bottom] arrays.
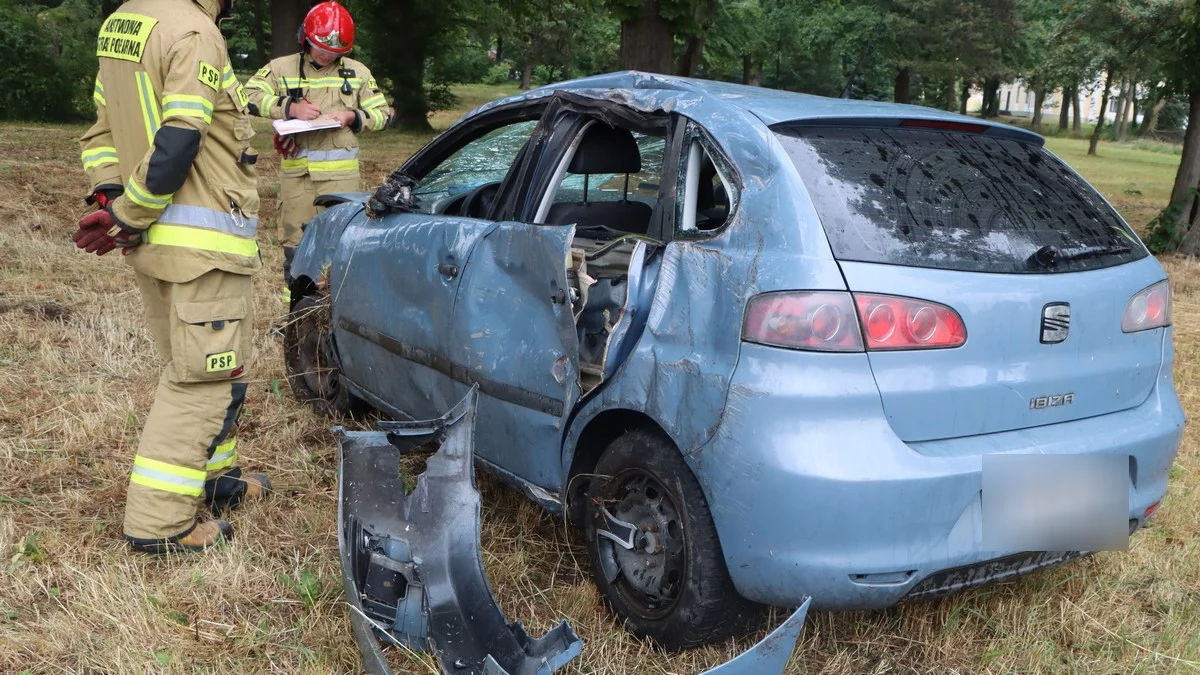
[[278, 172, 361, 248], [124, 269, 255, 540]]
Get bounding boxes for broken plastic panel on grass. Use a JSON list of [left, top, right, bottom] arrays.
[[335, 386, 811, 674], [336, 387, 582, 675]]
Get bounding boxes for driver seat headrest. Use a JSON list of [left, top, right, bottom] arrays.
[[568, 123, 642, 175]]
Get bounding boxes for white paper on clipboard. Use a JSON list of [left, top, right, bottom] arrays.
[[272, 118, 343, 136]]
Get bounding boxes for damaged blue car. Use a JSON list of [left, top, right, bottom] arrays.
[[284, 71, 1184, 652]]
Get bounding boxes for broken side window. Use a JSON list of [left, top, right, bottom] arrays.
[[676, 126, 738, 238]]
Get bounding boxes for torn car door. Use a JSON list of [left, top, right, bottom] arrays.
[[331, 214, 494, 420], [337, 388, 583, 675], [446, 222, 582, 492]]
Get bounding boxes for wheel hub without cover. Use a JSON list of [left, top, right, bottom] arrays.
[[597, 472, 686, 618]]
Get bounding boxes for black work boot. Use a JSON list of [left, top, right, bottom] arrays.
[[206, 467, 272, 517], [126, 519, 233, 554]]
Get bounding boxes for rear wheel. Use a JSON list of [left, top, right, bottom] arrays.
[[584, 428, 759, 650], [283, 295, 365, 417]]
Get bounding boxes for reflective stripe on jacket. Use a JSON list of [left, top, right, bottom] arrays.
[[245, 53, 392, 182], [79, 0, 260, 283]]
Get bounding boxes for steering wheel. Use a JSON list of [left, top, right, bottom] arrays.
[[457, 182, 502, 218]]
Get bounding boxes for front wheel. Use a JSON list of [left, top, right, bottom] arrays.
[[282, 295, 365, 418], [584, 429, 759, 650]]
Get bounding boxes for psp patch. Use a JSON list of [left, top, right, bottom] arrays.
[[255, 66, 271, 78], [234, 83, 250, 108], [96, 12, 159, 63], [367, 77, 378, 90], [205, 350, 238, 373], [198, 61, 221, 91]]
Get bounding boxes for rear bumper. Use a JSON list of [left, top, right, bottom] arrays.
[[689, 334, 1184, 610]]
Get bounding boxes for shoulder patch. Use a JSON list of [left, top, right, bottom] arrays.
[[198, 61, 221, 91], [367, 77, 378, 90], [96, 12, 158, 63], [255, 66, 271, 78]]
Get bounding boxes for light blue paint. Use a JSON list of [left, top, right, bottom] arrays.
[[292, 72, 1184, 613]]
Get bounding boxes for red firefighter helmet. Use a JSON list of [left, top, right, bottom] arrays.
[[302, 1, 355, 54]]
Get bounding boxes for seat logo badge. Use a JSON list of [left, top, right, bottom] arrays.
[[1041, 303, 1070, 344]]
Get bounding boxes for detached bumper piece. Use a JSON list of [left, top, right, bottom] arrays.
[[336, 388, 583, 675], [702, 599, 811, 675]]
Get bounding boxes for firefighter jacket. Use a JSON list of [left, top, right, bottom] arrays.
[[79, 0, 260, 284], [245, 53, 392, 182]]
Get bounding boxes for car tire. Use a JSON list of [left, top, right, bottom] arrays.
[[283, 295, 365, 418], [584, 428, 760, 650]]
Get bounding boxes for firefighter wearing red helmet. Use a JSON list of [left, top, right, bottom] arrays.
[[245, 1, 392, 299]]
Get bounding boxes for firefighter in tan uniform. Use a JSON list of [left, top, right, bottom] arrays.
[[74, 0, 270, 553], [245, 1, 392, 299]]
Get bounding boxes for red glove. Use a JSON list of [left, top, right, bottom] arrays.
[[273, 133, 298, 158], [73, 209, 120, 256], [73, 208, 146, 257]]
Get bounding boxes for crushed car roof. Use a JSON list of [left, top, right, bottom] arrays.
[[473, 70, 1042, 142]]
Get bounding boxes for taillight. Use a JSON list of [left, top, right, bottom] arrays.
[[1122, 280, 1171, 333], [742, 291, 863, 352], [742, 291, 967, 352], [854, 294, 967, 350]]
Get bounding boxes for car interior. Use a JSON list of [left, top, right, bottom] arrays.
[[530, 120, 669, 392], [543, 122, 656, 236]]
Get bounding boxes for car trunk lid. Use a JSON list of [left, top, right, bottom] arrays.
[[774, 120, 1165, 443], [839, 259, 1165, 442]]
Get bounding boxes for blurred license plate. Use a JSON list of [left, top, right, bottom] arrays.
[[982, 454, 1129, 552]]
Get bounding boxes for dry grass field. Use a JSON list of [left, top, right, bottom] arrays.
[[1, 84, 1198, 673]]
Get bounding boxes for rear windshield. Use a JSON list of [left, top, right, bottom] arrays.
[[776, 126, 1147, 274]]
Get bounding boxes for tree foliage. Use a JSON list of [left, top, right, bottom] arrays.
[[0, 0, 101, 121]]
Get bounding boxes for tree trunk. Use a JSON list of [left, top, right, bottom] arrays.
[[1143, 97, 1167, 136], [676, 35, 705, 77], [1131, 86, 1140, 130], [742, 55, 761, 86], [1116, 77, 1134, 141], [981, 77, 1001, 118], [1030, 88, 1046, 133], [1058, 86, 1071, 131], [894, 67, 911, 104], [250, 0, 268, 66], [960, 80, 971, 115], [943, 77, 957, 111], [1172, 89, 1200, 254], [496, 36, 503, 64], [1088, 68, 1115, 156], [1111, 83, 1128, 140], [618, 0, 674, 74], [270, 0, 305, 58], [520, 60, 533, 90], [1072, 89, 1082, 133]]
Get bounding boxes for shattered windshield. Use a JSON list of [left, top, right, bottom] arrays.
[[413, 120, 538, 214], [775, 126, 1147, 274]]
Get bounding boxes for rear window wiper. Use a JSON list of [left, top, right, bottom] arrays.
[[1028, 244, 1133, 268]]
